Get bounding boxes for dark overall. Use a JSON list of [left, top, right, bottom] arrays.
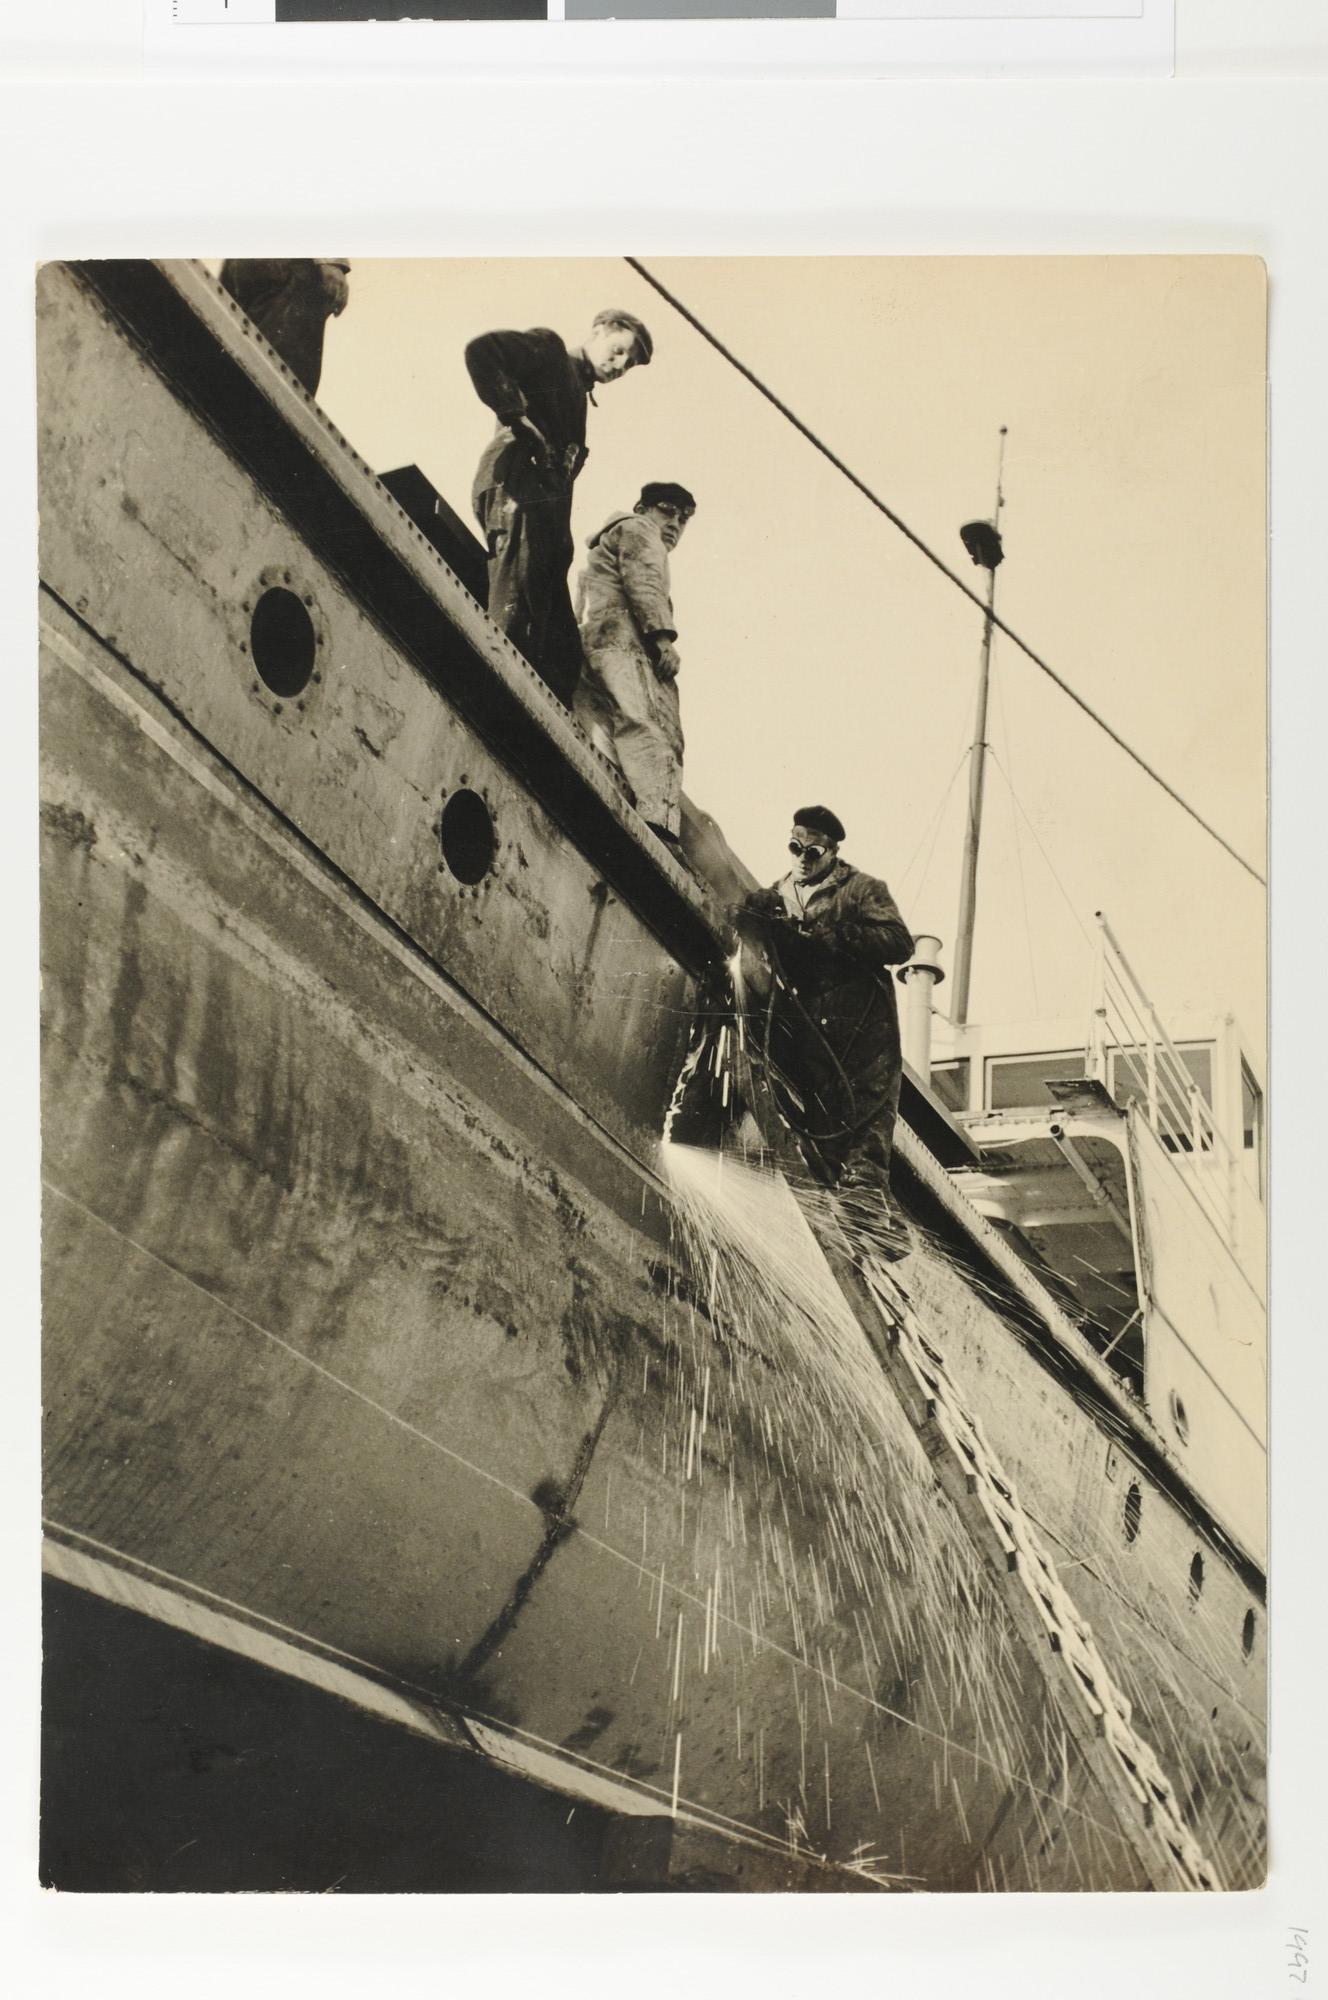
[[465, 327, 595, 706], [739, 861, 914, 1191], [219, 260, 348, 395]]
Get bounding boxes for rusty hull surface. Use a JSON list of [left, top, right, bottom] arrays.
[[44, 587, 1134, 1890]]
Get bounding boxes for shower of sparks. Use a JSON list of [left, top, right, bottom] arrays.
[[574, 1123, 1262, 1891]]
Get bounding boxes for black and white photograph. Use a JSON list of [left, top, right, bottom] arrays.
[[36, 251, 1267, 1897]]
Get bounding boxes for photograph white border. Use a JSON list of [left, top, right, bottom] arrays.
[[2, 7, 1324, 1997], [144, 0, 1175, 83]]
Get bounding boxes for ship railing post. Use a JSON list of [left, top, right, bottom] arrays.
[[1090, 914, 1110, 1085], [1098, 913, 1196, 1081], [1144, 1033, 1159, 1136]]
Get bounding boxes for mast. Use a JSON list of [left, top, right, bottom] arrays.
[[951, 428, 1008, 1029]]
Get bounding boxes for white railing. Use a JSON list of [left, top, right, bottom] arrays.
[[1088, 912, 1241, 1257]]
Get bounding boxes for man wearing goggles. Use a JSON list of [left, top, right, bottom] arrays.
[[734, 805, 915, 1249]]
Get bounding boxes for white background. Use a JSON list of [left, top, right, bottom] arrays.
[[147, 0, 1174, 78], [2, 4, 1324, 1997]]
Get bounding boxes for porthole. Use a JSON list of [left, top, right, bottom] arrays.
[[1122, 1481, 1142, 1544], [250, 586, 317, 698], [1188, 1552, 1205, 1605], [1242, 1608, 1256, 1658], [1169, 1390, 1190, 1445], [439, 789, 496, 884]]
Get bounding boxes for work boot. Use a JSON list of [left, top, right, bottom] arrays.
[[646, 823, 697, 877]]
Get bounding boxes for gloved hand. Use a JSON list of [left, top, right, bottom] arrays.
[[807, 917, 877, 969], [651, 640, 681, 683], [509, 415, 557, 481], [735, 887, 784, 924], [733, 900, 803, 965]]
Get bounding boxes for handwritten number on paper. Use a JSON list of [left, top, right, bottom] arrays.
[[1288, 1929, 1309, 1984]]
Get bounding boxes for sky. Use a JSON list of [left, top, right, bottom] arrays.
[[311, 256, 1267, 1054]]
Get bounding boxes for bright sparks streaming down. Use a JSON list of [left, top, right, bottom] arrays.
[[633, 1140, 1262, 1890], [652, 1139, 1065, 1886]]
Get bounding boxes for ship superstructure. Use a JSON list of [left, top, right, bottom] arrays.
[[925, 915, 1266, 1566]]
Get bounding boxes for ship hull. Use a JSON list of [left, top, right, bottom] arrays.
[[44, 598, 1143, 1890], [38, 260, 1264, 1892]]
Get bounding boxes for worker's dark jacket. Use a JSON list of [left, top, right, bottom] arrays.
[[746, 861, 914, 1186], [464, 327, 596, 703], [466, 328, 595, 504], [219, 259, 349, 395]]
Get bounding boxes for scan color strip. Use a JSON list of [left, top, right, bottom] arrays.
[[170, 0, 1166, 30], [175, 1, 1142, 22], [264, 2, 866, 18], [276, 3, 547, 17]]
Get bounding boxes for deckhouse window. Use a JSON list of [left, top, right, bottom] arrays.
[[929, 1059, 971, 1114], [1241, 1060, 1264, 1197], [985, 1052, 1084, 1111]]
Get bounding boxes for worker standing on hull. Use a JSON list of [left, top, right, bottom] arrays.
[[575, 482, 696, 849], [219, 259, 351, 395], [735, 807, 915, 1249], [464, 310, 653, 706]]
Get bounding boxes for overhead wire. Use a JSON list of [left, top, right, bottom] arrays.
[[898, 740, 971, 907], [624, 257, 1266, 890], [986, 747, 1097, 958], [993, 661, 1043, 1017], [986, 746, 1102, 1033], [912, 762, 962, 913]]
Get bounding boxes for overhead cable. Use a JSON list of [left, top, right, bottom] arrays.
[[624, 256, 1266, 890]]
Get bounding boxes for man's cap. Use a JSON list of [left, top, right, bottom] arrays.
[[793, 805, 846, 844], [594, 309, 653, 364], [638, 481, 696, 515]]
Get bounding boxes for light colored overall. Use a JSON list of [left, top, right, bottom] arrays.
[[575, 511, 684, 836]]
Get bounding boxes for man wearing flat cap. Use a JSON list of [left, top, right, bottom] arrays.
[[575, 480, 696, 848], [736, 806, 915, 1246], [465, 309, 653, 706]]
